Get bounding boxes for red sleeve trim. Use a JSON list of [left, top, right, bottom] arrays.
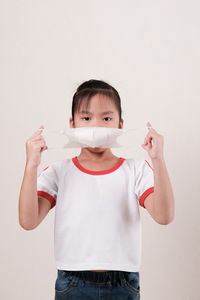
[[145, 160, 154, 171], [37, 190, 56, 209], [42, 166, 49, 171], [139, 186, 154, 208]]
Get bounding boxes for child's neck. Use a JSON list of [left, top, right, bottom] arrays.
[[77, 148, 117, 162]]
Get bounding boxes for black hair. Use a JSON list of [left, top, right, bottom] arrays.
[[71, 79, 122, 125]]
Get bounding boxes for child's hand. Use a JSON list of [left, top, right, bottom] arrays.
[[141, 122, 164, 161], [25, 125, 48, 168]]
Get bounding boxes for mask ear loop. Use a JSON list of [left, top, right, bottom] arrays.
[[111, 128, 146, 148], [40, 128, 67, 150], [41, 128, 65, 134]]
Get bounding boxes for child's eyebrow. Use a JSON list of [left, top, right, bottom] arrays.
[[79, 110, 114, 115]]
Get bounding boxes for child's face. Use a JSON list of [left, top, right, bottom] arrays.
[[69, 94, 123, 129]]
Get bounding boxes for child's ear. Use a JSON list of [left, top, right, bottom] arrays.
[[69, 117, 75, 128], [119, 118, 124, 128]]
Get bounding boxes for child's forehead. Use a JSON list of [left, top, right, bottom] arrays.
[[78, 94, 117, 113], [78, 109, 115, 116]]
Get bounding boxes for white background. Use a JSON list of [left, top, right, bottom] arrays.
[[1, 0, 199, 299]]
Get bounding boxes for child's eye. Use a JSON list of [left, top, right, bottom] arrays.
[[103, 117, 112, 121], [81, 117, 112, 121], [81, 117, 90, 121]]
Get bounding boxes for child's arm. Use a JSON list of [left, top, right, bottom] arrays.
[[18, 163, 51, 230], [18, 125, 49, 230], [141, 122, 175, 225], [150, 158, 175, 225]]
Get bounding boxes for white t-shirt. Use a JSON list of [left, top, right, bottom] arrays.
[[37, 156, 154, 272]]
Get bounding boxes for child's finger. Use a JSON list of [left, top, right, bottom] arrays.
[[32, 125, 45, 137]]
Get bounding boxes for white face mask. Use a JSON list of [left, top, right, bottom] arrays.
[[41, 126, 138, 149]]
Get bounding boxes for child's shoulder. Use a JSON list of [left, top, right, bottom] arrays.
[[45, 157, 72, 172], [125, 157, 144, 165], [125, 157, 150, 170]]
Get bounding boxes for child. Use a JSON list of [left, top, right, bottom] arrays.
[[19, 79, 174, 299]]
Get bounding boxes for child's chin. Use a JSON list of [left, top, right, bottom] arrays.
[[87, 147, 107, 152]]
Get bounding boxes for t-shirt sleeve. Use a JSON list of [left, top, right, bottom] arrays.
[[135, 159, 154, 208], [37, 163, 58, 209]]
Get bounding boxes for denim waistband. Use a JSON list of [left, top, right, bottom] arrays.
[[61, 270, 131, 284]]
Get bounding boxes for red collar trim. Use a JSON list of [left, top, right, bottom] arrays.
[[72, 156, 126, 175]]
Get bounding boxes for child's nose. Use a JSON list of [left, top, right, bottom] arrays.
[[90, 121, 101, 127]]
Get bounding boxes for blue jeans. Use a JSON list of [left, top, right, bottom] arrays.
[[55, 269, 140, 299]]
